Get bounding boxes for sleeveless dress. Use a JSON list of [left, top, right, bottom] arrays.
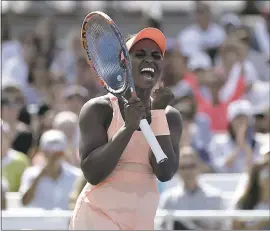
[[69, 94, 170, 230]]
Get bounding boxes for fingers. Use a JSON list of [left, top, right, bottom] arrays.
[[127, 97, 141, 104], [153, 87, 174, 97]]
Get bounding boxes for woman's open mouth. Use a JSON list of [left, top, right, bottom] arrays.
[[140, 67, 155, 80]]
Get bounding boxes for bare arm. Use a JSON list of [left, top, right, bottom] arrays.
[[149, 106, 182, 182], [21, 168, 47, 205], [79, 97, 145, 185]]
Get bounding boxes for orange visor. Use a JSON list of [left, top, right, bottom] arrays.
[[126, 27, 166, 57]]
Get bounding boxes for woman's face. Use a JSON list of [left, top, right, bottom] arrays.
[[129, 39, 163, 89], [2, 89, 25, 123], [231, 114, 249, 132]]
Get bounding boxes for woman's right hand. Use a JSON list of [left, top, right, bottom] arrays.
[[124, 97, 146, 131]]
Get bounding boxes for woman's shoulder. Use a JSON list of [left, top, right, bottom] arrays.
[[79, 95, 113, 124], [165, 106, 182, 124]]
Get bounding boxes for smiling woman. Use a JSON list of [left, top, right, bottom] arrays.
[[69, 27, 182, 230]]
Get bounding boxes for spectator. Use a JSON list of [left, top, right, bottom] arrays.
[[35, 16, 60, 66], [162, 42, 191, 90], [158, 146, 224, 230], [50, 73, 68, 113], [2, 79, 25, 137], [2, 30, 40, 87], [1, 120, 29, 192], [217, 38, 254, 101], [171, 82, 213, 172], [52, 111, 79, 166], [178, 2, 226, 61], [50, 26, 83, 84], [209, 100, 262, 173], [62, 85, 89, 116], [24, 55, 52, 105], [19, 129, 81, 210], [2, 79, 33, 155], [75, 55, 105, 99], [248, 81, 270, 134], [186, 52, 232, 132], [68, 175, 87, 210], [232, 151, 270, 230], [232, 25, 270, 82]]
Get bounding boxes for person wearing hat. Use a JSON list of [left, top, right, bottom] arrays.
[[172, 82, 213, 171], [19, 129, 81, 210], [209, 100, 263, 173], [52, 111, 79, 166], [69, 28, 182, 230]]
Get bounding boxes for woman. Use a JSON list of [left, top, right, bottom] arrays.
[[69, 28, 182, 230], [232, 151, 270, 230], [209, 100, 262, 173]]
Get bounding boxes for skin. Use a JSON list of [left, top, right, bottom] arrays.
[[2, 89, 25, 124], [232, 160, 270, 230], [195, 3, 211, 31], [22, 151, 63, 205], [225, 115, 253, 170], [79, 38, 182, 185]]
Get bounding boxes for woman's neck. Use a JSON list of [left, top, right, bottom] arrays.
[[135, 87, 152, 109]]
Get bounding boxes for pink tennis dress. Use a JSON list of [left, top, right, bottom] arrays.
[[69, 94, 170, 230]]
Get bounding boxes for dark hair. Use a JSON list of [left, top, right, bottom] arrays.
[[38, 103, 51, 117], [236, 157, 269, 210], [18, 106, 31, 125]]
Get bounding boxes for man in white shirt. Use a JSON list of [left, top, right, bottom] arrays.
[[19, 129, 82, 210], [158, 146, 225, 230], [2, 31, 40, 87], [178, 2, 226, 59]]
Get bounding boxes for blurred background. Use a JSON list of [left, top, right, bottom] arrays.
[[1, 0, 270, 230]]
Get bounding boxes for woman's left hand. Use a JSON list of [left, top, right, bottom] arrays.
[[152, 87, 174, 110]]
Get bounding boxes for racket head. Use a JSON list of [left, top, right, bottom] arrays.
[[81, 11, 134, 97]]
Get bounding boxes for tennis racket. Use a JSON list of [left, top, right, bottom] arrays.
[[80, 11, 168, 164]]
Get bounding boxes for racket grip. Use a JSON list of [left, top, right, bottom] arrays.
[[139, 119, 168, 164]]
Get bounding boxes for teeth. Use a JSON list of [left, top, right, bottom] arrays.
[[141, 67, 154, 73]]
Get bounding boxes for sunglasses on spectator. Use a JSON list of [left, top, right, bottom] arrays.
[[179, 163, 197, 170]]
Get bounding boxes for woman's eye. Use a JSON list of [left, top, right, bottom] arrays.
[[135, 53, 144, 58], [153, 54, 162, 60]]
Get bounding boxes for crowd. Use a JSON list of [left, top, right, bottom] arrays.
[[1, 1, 270, 230]]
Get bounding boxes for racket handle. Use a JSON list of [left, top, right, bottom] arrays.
[[139, 119, 168, 164]]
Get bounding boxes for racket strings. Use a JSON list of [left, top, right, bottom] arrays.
[[85, 15, 126, 92]]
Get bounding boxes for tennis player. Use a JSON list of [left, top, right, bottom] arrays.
[[69, 27, 182, 230]]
